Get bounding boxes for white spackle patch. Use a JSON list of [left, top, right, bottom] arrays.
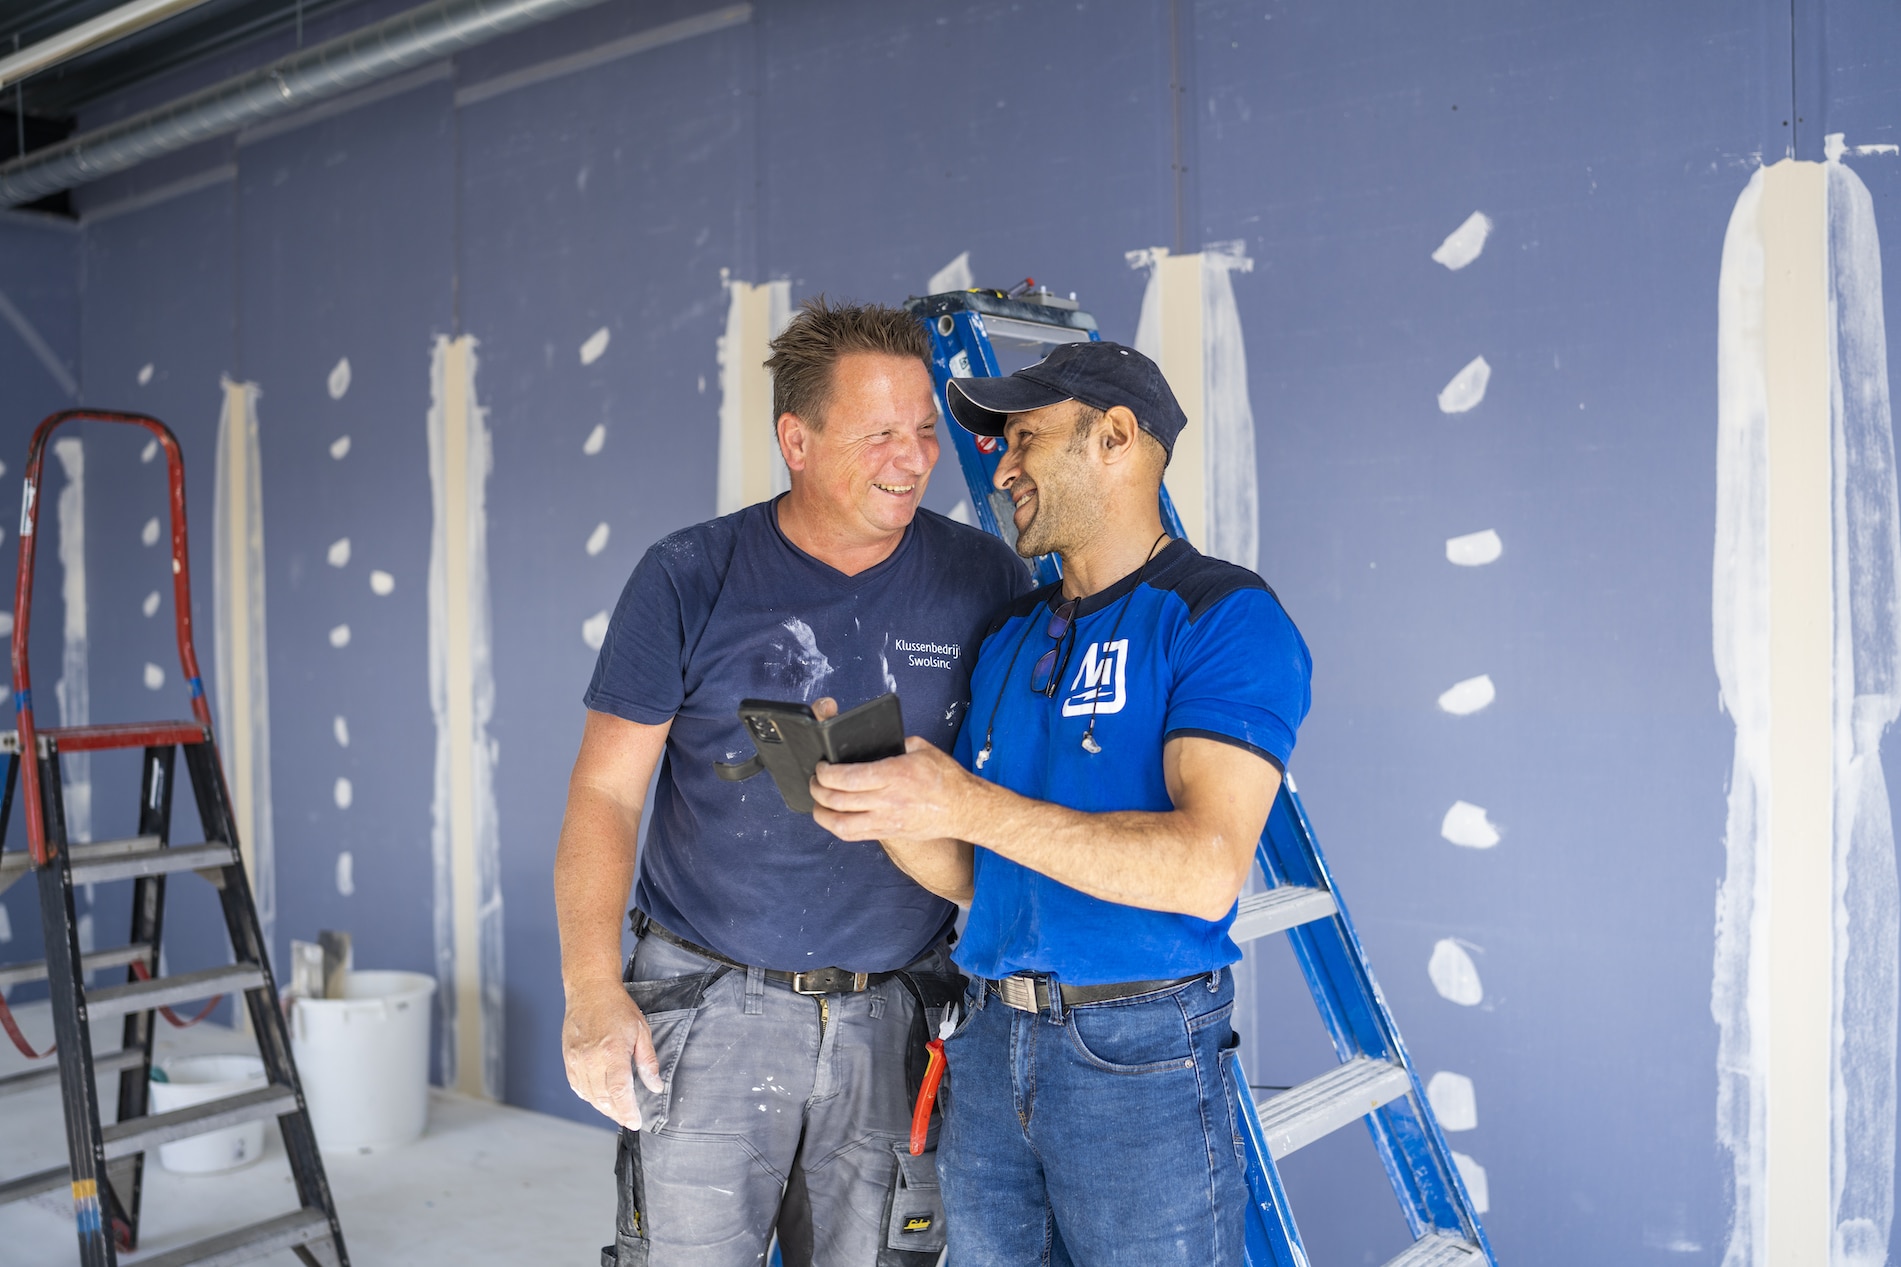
[[0, 611, 10, 635], [333, 777, 353, 809], [1428, 939, 1483, 1006], [335, 851, 355, 896], [140, 438, 158, 463], [585, 523, 610, 556], [137, 363, 154, 386], [333, 715, 350, 747], [928, 250, 975, 294], [1437, 674, 1495, 715], [328, 624, 351, 649], [0, 903, 10, 943], [1440, 801, 1501, 849], [1432, 211, 1494, 271], [140, 516, 160, 546], [580, 326, 611, 366], [1437, 355, 1492, 414], [582, 610, 609, 650], [327, 537, 351, 568], [369, 570, 395, 596], [54, 438, 91, 844], [1451, 1151, 1490, 1214], [327, 357, 352, 400], [1426, 1071, 1478, 1131], [781, 618, 834, 700], [1445, 528, 1503, 567], [948, 498, 975, 526], [329, 435, 351, 460], [143, 662, 165, 691], [77, 913, 93, 956], [582, 423, 606, 456], [141, 591, 160, 618]]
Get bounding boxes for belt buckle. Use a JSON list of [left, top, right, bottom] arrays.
[[997, 976, 1038, 1012], [791, 970, 870, 995], [791, 971, 826, 995]]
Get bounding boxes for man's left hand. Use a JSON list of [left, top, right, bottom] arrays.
[[810, 737, 974, 843]]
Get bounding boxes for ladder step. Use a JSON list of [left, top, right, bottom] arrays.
[[0, 1045, 147, 1098], [71, 840, 235, 886], [1381, 1233, 1486, 1267], [1230, 884, 1337, 944], [130, 1207, 333, 1267], [0, 941, 154, 991], [1254, 1056, 1413, 1159], [101, 1082, 298, 1161], [85, 962, 265, 1022], [0, 1161, 70, 1206]]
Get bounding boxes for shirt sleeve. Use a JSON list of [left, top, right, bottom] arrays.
[[582, 548, 687, 725], [1163, 588, 1312, 769]]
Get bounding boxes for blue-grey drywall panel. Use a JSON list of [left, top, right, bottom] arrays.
[[1192, 1, 1788, 1262], [456, 8, 753, 1119], [78, 181, 238, 1010], [0, 214, 80, 1004], [234, 78, 454, 1076]]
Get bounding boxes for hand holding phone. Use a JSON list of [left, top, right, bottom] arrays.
[[714, 693, 906, 813]]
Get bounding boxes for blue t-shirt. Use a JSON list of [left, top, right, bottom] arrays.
[[585, 498, 1030, 972], [951, 541, 1312, 986]]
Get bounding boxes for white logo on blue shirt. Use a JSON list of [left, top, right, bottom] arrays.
[[1062, 639, 1129, 716]]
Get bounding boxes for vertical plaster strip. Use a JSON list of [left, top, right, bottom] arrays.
[[213, 378, 274, 958], [427, 335, 504, 1099], [52, 437, 89, 844], [716, 277, 791, 515], [1153, 251, 1208, 546]]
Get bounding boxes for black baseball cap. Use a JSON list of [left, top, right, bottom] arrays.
[[945, 340, 1188, 459]]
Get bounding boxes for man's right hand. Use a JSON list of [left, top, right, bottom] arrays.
[[562, 978, 665, 1131]]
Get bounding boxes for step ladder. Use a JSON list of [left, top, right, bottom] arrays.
[[0, 410, 348, 1266], [906, 288, 1499, 1267]]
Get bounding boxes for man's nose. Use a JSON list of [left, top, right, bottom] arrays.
[[993, 445, 1019, 491]]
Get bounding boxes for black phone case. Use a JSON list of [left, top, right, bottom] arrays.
[[726, 693, 906, 813]]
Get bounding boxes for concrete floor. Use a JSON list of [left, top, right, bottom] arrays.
[[0, 999, 618, 1265]]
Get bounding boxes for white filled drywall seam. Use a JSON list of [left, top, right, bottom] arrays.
[[213, 377, 275, 955], [52, 437, 88, 845], [716, 276, 790, 515], [427, 334, 505, 1099]]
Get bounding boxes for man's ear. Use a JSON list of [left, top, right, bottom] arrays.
[[778, 412, 809, 472], [1098, 405, 1142, 465]]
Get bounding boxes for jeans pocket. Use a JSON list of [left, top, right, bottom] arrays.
[[1215, 1035, 1249, 1164], [1065, 998, 1199, 1075], [624, 970, 719, 1133]]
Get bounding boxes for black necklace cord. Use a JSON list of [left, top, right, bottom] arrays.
[[1079, 531, 1171, 755], [973, 612, 1041, 771]]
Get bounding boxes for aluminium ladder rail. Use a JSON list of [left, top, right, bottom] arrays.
[[0, 410, 348, 1267], [907, 288, 1499, 1267]]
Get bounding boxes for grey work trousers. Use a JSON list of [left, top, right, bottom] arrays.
[[603, 929, 954, 1267]]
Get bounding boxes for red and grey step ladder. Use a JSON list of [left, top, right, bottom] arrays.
[[907, 288, 1499, 1267], [0, 410, 348, 1266]]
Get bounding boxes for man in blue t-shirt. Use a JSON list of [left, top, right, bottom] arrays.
[[556, 299, 1027, 1267], [811, 340, 1311, 1266]]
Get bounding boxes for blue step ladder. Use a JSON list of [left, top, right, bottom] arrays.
[[905, 286, 1499, 1267]]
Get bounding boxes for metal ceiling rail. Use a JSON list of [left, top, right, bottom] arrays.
[[0, 0, 617, 206], [0, 0, 215, 92]]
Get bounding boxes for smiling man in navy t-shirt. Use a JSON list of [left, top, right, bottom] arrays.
[[812, 340, 1311, 1266], [555, 299, 1026, 1267]]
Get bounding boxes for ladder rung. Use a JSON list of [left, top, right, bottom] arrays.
[[0, 941, 154, 991], [101, 1082, 298, 1161], [130, 1207, 333, 1267], [70, 840, 235, 885], [0, 1045, 147, 1098], [86, 963, 265, 1022], [1231, 885, 1337, 944], [1382, 1233, 1485, 1267], [1254, 1056, 1413, 1159], [0, 1161, 70, 1205]]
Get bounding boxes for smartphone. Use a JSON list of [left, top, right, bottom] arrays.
[[717, 693, 906, 813]]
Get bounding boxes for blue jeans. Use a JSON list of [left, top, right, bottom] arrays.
[[937, 969, 1249, 1266]]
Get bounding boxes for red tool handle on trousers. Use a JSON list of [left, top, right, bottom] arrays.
[[909, 1038, 947, 1155]]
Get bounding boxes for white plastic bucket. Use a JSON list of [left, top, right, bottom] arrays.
[[289, 970, 437, 1151], [149, 1054, 269, 1174]]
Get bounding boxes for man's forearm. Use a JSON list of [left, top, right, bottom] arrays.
[[879, 836, 974, 903], [554, 785, 642, 997]]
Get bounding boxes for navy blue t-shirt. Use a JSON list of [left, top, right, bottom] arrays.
[[585, 498, 1030, 972], [951, 541, 1312, 985]]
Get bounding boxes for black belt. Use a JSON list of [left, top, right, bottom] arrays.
[[633, 913, 899, 996], [984, 973, 1204, 1013]]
